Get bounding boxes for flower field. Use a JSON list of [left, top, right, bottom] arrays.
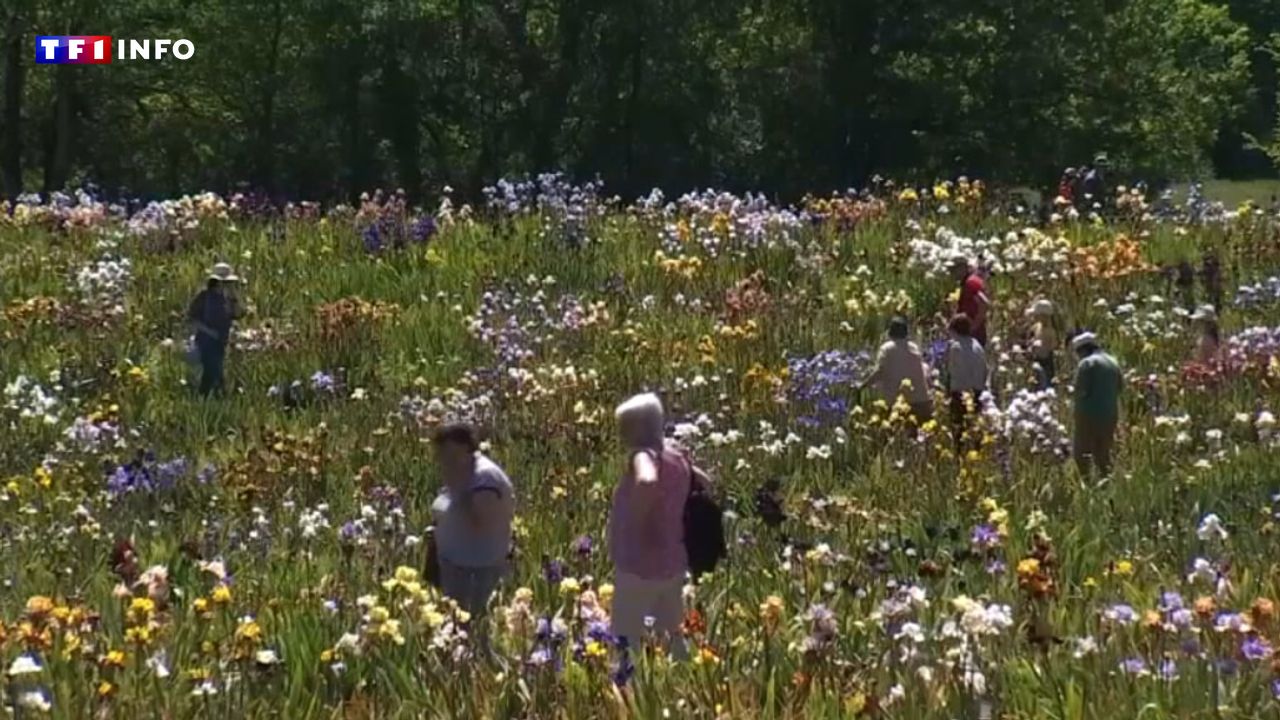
[[5, 178, 1280, 718]]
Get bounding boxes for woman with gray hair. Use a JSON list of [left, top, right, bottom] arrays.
[[607, 393, 691, 660]]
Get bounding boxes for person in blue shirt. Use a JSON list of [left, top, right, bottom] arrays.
[[430, 423, 515, 616], [1082, 153, 1109, 208], [187, 263, 243, 396]]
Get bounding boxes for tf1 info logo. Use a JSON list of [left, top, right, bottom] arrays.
[[35, 36, 195, 64]]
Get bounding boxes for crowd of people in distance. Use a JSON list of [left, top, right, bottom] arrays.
[[182, 243, 1184, 639]]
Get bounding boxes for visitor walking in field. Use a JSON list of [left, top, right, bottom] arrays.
[[944, 314, 987, 449], [187, 263, 243, 396], [608, 393, 691, 660], [429, 423, 515, 616], [862, 315, 933, 423], [1191, 305, 1222, 366], [1082, 153, 1109, 207], [1025, 299, 1061, 389], [1071, 332, 1124, 478], [950, 253, 991, 347], [1200, 251, 1224, 313], [1057, 167, 1078, 206]]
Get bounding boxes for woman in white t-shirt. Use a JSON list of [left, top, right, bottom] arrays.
[[430, 423, 515, 616], [1190, 305, 1221, 366]]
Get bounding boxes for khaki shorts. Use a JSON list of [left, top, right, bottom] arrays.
[[610, 572, 688, 659]]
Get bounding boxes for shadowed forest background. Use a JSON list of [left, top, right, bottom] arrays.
[[5, 0, 1280, 202]]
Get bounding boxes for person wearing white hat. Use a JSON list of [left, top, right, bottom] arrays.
[[1025, 299, 1060, 389], [608, 392, 691, 660], [1071, 331, 1123, 478], [1083, 154, 1108, 207], [187, 262, 243, 396], [1190, 305, 1221, 366]]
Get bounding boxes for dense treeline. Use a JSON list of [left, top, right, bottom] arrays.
[[1, 0, 1277, 202]]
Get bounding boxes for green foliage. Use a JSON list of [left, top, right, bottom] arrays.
[[0, 0, 1259, 199]]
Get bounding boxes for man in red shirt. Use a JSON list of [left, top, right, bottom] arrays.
[[950, 254, 990, 346]]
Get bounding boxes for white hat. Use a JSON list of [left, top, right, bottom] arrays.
[[615, 392, 663, 420], [1190, 305, 1217, 323], [1071, 332, 1098, 351], [208, 262, 240, 283], [1026, 299, 1055, 317]]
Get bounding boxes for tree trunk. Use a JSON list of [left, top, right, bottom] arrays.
[[344, 57, 365, 202], [255, 0, 284, 194], [533, 0, 584, 171], [43, 65, 74, 194], [380, 55, 422, 199], [622, 0, 646, 192], [1, 10, 24, 199]]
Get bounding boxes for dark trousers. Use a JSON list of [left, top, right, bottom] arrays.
[[949, 390, 980, 449], [1033, 355, 1056, 390], [197, 338, 227, 396], [1073, 414, 1118, 478]]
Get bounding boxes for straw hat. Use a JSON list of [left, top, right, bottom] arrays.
[[1071, 332, 1098, 351], [1190, 305, 1217, 323], [1026, 299, 1055, 318], [208, 262, 240, 283]]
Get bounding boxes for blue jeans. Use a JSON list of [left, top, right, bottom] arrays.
[[197, 338, 226, 396]]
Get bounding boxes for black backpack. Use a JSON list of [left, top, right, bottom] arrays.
[[682, 459, 727, 580]]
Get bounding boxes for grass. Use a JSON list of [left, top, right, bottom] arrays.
[[1199, 179, 1280, 207]]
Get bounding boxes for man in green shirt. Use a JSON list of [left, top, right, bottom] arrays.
[[1071, 332, 1123, 477]]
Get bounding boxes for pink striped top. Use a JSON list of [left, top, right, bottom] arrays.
[[608, 443, 691, 580]]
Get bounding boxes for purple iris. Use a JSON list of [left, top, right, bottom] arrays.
[[362, 224, 382, 253], [542, 557, 565, 584], [411, 216, 438, 244], [970, 524, 1000, 550], [106, 453, 189, 495], [1158, 591, 1185, 612], [1105, 604, 1138, 626], [338, 521, 359, 543], [1241, 635, 1273, 661], [310, 371, 336, 394], [585, 620, 614, 645], [527, 646, 552, 666], [1120, 657, 1147, 675], [785, 350, 872, 428]]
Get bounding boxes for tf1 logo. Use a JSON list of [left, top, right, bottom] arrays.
[[35, 36, 195, 64]]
